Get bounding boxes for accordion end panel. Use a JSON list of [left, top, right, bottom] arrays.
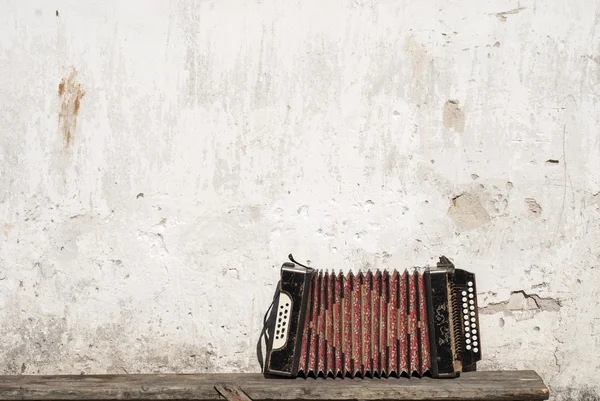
[[264, 256, 481, 379], [424, 257, 482, 378], [264, 263, 313, 377]]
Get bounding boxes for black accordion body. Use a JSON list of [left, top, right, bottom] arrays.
[[264, 256, 481, 379]]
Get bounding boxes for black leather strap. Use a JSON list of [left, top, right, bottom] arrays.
[[256, 283, 279, 373]]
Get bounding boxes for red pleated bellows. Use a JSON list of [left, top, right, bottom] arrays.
[[297, 270, 430, 378]]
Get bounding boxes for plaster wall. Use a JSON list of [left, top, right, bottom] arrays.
[[1, 1, 600, 399]]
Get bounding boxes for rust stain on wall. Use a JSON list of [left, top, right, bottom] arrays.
[[58, 70, 85, 149]]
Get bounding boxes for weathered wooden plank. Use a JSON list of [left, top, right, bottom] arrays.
[[0, 371, 549, 401], [214, 385, 253, 401]]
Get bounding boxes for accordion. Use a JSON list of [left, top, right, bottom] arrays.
[[264, 256, 481, 379]]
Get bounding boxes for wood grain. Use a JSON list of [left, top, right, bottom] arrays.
[[0, 371, 549, 401], [214, 385, 253, 401]]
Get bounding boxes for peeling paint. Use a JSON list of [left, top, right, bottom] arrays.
[[525, 198, 543, 218], [442, 100, 465, 132], [494, 7, 526, 22], [447, 192, 490, 230], [480, 291, 561, 320]]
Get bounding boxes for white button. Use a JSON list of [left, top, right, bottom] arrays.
[[471, 317, 476, 322], [464, 321, 469, 326], [468, 281, 473, 286], [469, 299, 474, 304], [464, 315, 469, 321], [473, 341, 478, 346], [465, 333, 470, 338], [470, 305, 475, 310], [466, 345, 471, 350], [465, 326, 470, 331], [473, 335, 478, 340], [466, 339, 471, 344], [462, 297, 467, 302], [468, 287, 473, 293], [473, 347, 478, 353], [471, 324, 476, 328], [473, 329, 477, 334], [464, 309, 468, 314], [470, 311, 475, 316], [463, 303, 468, 308], [469, 293, 474, 298], [462, 291, 467, 296]]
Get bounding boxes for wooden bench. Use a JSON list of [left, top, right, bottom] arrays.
[[0, 371, 549, 401]]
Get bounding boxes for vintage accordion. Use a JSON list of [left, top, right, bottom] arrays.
[[264, 256, 481, 379]]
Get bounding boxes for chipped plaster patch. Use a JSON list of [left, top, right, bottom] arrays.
[[448, 192, 491, 230], [480, 291, 561, 321]]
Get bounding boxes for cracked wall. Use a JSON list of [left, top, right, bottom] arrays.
[[1, 0, 600, 399]]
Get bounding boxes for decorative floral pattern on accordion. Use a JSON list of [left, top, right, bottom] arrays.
[[295, 270, 430, 378]]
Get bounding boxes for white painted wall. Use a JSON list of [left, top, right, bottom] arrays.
[[1, 0, 599, 399]]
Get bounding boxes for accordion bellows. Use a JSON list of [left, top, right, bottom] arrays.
[[299, 269, 429, 378], [265, 256, 481, 379]]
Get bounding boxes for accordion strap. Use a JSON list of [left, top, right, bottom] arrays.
[[288, 253, 311, 269], [256, 282, 279, 373]]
